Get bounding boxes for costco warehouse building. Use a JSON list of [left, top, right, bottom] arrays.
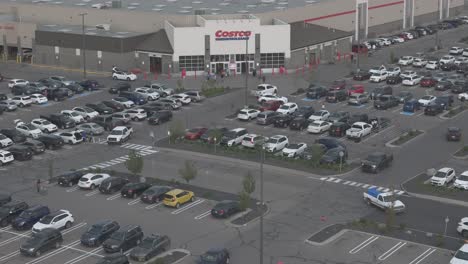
[[0, 0, 464, 74]]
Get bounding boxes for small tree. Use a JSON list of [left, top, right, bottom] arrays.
[[242, 171, 256, 196], [179, 160, 197, 184], [309, 144, 326, 167], [238, 191, 250, 211], [208, 128, 224, 144], [168, 119, 185, 143], [125, 150, 144, 176], [389, 50, 397, 64]]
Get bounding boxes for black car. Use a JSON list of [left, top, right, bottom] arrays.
[[140, 186, 172, 204], [36, 134, 65, 149], [289, 117, 309, 130], [92, 115, 125, 131], [66, 83, 84, 94], [319, 147, 348, 164], [347, 113, 369, 125], [81, 220, 120, 247], [12, 205, 50, 230], [102, 225, 144, 253], [211, 200, 240, 218], [197, 248, 230, 264], [435, 80, 453, 91], [441, 63, 457, 71], [353, 70, 372, 81], [11, 85, 41, 96], [0, 93, 7, 101], [315, 137, 346, 150], [369, 86, 393, 100], [20, 228, 63, 257], [38, 78, 63, 89], [102, 101, 125, 112], [306, 86, 328, 99], [292, 106, 315, 119], [0, 193, 12, 207], [20, 140, 46, 154], [96, 254, 129, 264], [434, 95, 453, 110], [121, 183, 151, 198], [395, 91, 413, 103], [0, 129, 27, 143], [447, 127, 461, 141], [40, 114, 75, 129], [374, 95, 399, 110], [451, 81, 468, 94], [7, 145, 33, 161], [99, 177, 130, 194], [200, 127, 229, 144], [273, 114, 294, 128], [0, 200, 29, 227], [80, 80, 103, 91], [86, 103, 114, 115], [328, 111, 350, 124], [328, 122, 350, 137], [129, 234, 171, 262], [361, 152, 393, 173], [424, 103, 444, 115], [109, 82, 131, 94], [148, 110, 173, 125], [57, 171, 87, 187], [386, 75, 402, 85], [325, 90, 347, 103]]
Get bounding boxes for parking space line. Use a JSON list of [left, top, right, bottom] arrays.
[[0, 226, 11, 231], [392, 107, 404, 113], [85, 190, 100, 197], [106, 193, 121, 201], [333, 179, 342, 183], [25, 240, 81, 264], [0, 229, 31, 238], [145, 202, 163, 210], [416, 111, 425, 117], [349, 182, 357, 186], [383, 188, 390, 192], [172, 199, 205, 215], [128, 198, 141, 205], [343, 181, 351, 185], [63, 222, 87, 234], [319, 177, 328, 180], [362, 184, 369, 188], [0, 230, 32, 247], [408, 248, 436, 264], [0, 249, 20, 261], [377, 187, 385, 191], [378, 241, 406, 260], [326, 177, 336, 182], [64, 247, 104, 264], [194, 210, 212, 220], [349, 235, 379, 254]]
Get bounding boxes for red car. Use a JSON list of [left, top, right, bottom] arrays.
[[259, 100, 283, 112], [330, 79, 347, 90], [347, 84, 365, 96], [185, 127, 208, 140], [399, 33, 410, 40], [420, 77, 437, 87]]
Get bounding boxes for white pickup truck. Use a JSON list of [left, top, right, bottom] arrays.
[[346, 122, 372, 141], [107, 126, 133, 144], [251, 84, 277, 97], [363, 188, 405, 213]]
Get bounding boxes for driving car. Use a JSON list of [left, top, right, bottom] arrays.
[[347, 85, 365, 95], [282, 142, 307, 158], [112, 71, 137, 81], [197, 248, 230, 264], [402, 75, 422, 86], [129, 234, 171, 262], [81, 220, 120, 247], [78, 173, 111, 189], [447, 127, 462, 141], [32, 209, 74, 233]]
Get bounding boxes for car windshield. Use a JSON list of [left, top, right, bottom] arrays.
[[442, 56, 451, 60], [459, 175, 468, 182], [201, 253, 219, 261], [351, 125, 362, 129], [70, 112, 79, 117], [433, 171, 447, 178], [366, 154, 382, 162], [24, 124, 36, 130], [90, 124, 100, 129], [39, 215, 54, 224], [139, 238, 156, 249], [279, 105, 289, 110], [379, 97, 389, 102], [0, 135, 6, 140], [311, 122, 322, 127], [87, 225, 103, 234], [41, 120, 52, 125], [421, 96, 431, 100], [110, 231, 125, 240], [110, 130, 123, 135], [83, 107, 94, 112], [455, 249, 468, 260], [266, 138, 279, 144], [287, 144, 301, 149]]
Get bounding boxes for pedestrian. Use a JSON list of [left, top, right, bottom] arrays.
[[89, 134, 93, 143], [36, 179, 41, 193], [81, 130, 87, 143], [262, 75, 266, 83], [321, 103, 325, 110]]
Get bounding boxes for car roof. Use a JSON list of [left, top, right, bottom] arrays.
[[270, 135, 286, 139], [0, 150, 11, 155], [438, 167, 453, 173]]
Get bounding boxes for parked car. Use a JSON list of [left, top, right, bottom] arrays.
[[184, 91, 206, 102], [102, 225, 144, 253], [328, 122, 350, 137], [129, 234, 171, 262], [306, 85, 328, 99], [353, 70, 372, 81], [395, 91, 413, 103], [282, 142, 307, 158], [211, 200, 240, 218], [78, 173, 111, 189], [447, 127, 462, 141], [241, 134, 268, 149], [113, 71, 137, 81], [264, 135, 289, 152], [0, 134, 14, 148], [36, 134, 65, 149], [185, 127, 208, 140], [289, 117, 309, 130], [197, 248, 230, 264], [121, 182, 151, 198], [403, 99, 421, 112], [369, 86, 392, 100], [418, 95, 437, 106], [237, 108, 260, 121], [256, 111, 281, 126], [15, 121, 42, 138], [11, 95, 32, 107], [273, 114, 295, 128], [109, 82, 131, 94], [430, 167, 456, 186], [361, 152, 393, 173], [374, 95, 399, 109], [320, 147, 348, 164], [81, 220, 120, 247], [77, 122, 105, 136], [402, 75, 422, 86], [386, 75, 402, 85], [147, 111, 172, 125], [292, 106, 315, 119], [32, 209, 74, 233], [257, 94, 288, 104], [20, 139, 46, 154], [80, 79, 103, 90], [276, 103, 298, 115], [0, 200, 29, 227], [308, 110, 330, 121], [326, 90, 347, 103], [12, 204, 50, 230], [31, 118, 58, 133], [20, 228, 62, 257], [163, 189, 194, 208], [140, 186, 172, 204], [258, 100, 283, 112], [328, 111, 350, 124], [370, 72, 388, 83], [29, 94, 48, 104], [0, 129, 26, 143], [219, 128, 247, 147], [40, 114, 76, 129], [57, 170, 87, 187]]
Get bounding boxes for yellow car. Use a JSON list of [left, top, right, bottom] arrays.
[[163, 189, 195, 208]]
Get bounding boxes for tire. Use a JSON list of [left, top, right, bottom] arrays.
[[175, 203, 180, 208], [68, 140, 73, 144], [366, 198, 371, 206], [35, 250, 41, 257], [226, 257, 230, 264], [132, 193, 137, 199], [90, 184, 96, 190], [68, 182, 73, 187], [0, 219, 8, 227], [462, 97, 466, 102], [133, 117, 138, 121], [126, 77, 131, 81], [113, 76, 117, 80], [55, 242, 61, 249], [190, 196, 194, 202], [19, 103, 24, 107], [463, 230, 468, 238], [54, 97, 58, 102], [65, 221, 72, 229]]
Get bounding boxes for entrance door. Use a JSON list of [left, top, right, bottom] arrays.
[[150, 57, 162, 73], [215, 63, 224, 74], [240, 62, 247, 73]]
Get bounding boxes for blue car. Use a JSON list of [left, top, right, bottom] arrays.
[[12, 205, 50, 230], [403, 99, 421, 113]]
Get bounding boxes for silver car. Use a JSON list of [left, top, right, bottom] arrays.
[[348, 94, 369, 105], [76, 122, 105, 135], [111, 113, 131, 124], [0, 100, 18, 111]]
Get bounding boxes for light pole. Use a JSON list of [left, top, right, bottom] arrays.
[[214, 137, 217, 154], [79, 12, 88, 80], [245, 38, 249, 108], [259, 147, 264, 264], [444, 216, 449, 236]]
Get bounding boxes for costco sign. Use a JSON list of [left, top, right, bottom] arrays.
[[215, 30, 252, 41]]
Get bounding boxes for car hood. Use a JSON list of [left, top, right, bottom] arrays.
[[130, 247, 152, 257], [21, 240, 39, 249], [81, 232, 100, 241], [32, 222, 49, 230], [103, 238, 122, 247], [282, 148, 296, 154], [362, 160, 377, 166]]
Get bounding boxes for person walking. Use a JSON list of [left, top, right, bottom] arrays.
[[36, 179, 41, 193], [81, 130, 87, 143], [262, 75, 266, 83]]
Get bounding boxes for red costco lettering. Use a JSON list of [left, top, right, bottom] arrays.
[[215, 30, 252, 38]]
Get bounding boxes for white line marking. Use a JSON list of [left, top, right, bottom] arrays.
[[349, 182, 357, 186], [0, 229, 31, 238], [408, 248, 436, 264], [85, 190, 100, 197], [361, 125, 396, 143], [343, 181, 351, 185], [64, 247, 104, 264], [62, 222, 87, 234], [25, 240, 81, 264], [326, 177, 336, 182], [362, 184, 369, 188], [66, 186, 79, 192], [106, 193, 121, 201], [172, 199, 205, 215], [378, 242, 406, 260], [349, 236, 379, 254], [0, 250, 19, 261], [396, 190, 405, 195], [392, 107, 403, 113], [320, 177, 328, 181], [333, 179, 342, 183], [145, 202, 163, 210], [0, 231, 32, 247], [194, 210, 212, 220], [383, 188, 390, 192], [128, 198, 141, 205], [377, 187, 385, 191]]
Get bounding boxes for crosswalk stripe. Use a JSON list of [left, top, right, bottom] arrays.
[[344, 181, 351, 185], [362, 184, 369, 188], [383, 188, 390, 192], [320, 177, 328, 181], [349, 182, 357, 186], [326, 177, 336, 182], [333, 179, 342, 183], [354, 183, 362, 187]]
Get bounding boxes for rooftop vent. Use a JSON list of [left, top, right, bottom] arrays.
[[96, 24, 111, 30]]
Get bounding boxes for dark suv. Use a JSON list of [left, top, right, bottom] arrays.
[[86, 103, 114, 115], [36, 134, 65, 149], [148, 110, 172, 125], [40, 114, 75, 129], [0, 129, 27, 143], [121, 183, 151, 198], [140, 186, 172, 204], [99, 177, 130, 194], [129, 234, 171, 262], [57, 171, 87, 187], [369, 86, 393, 100], [12, 205, 50, 230], [102, 225, 144, 253], [306, 86, 328, 99], [7, 145, 33, 161], [20, 228, 63, 257], [0, 201, 29, 227], [92, 116, 126, 131], [109, 82, 131, 94], [81, 220, 120, 247], [328, 122, 350, 137], [119, 91, 147, 105], [326, 90, 347, 103]]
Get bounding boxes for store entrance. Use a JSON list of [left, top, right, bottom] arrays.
[[150, 57, 162, 73], [210, 62, 228, 74]]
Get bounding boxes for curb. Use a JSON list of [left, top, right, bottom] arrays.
[[229, 205, 271, 228], [385, 130, 425, 148], [452, 147, 468, 160], [25, 63, 112, 77], [440, 106, 466, 120], [225, 208, 252, 228], [144, 249, 191, 264], [304, 224, 348, 246], [405, 191, 468, 208]]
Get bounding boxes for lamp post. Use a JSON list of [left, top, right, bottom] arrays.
[[214, 137, 217, 154], [245, 38, 249, 108], [259, 147, 264, 264], [79, 12, 88, 80]]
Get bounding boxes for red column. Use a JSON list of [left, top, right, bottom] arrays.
[[143, 72, 147, 80], [272, 67, 275, 76], [154, 72, 158, 80], [194, 70, 197, 80]]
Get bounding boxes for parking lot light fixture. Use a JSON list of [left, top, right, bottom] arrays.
[[79, 12, 88, 79]]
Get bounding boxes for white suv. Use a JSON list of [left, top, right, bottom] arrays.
[[15, 121, 42, 138], [8, 79, 29, 88], [398, 56, 414, 66], [78, 173, 111, 189], [0, 134, 13, 148], [252, 84, 277, 96], [124, 108, 147, 121], [32, 210, 74, 233], [11, 96, 32, 107], [440, 55, 455, 65], [169, 94, 192, 105], [276, 103, 298, 115], [264, 135, 289, 152], [0, 150, 14, 166], [449, 47, 464, 55], [72, 107, 99, 120], [402, 75, 422, 86], [31, 118, 58, 133], [220, 128, 248, 147], [425, 60, 439, 70], [430, 167, 456, 186], [112, 71, 137, 81], [61, 110, 85, 123], [237, 108, 260, 121], [134, 87, 160, 101], [454, 171, 468, 190]]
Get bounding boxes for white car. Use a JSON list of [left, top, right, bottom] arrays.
[[241, 134, 267, 149], [276, 103, 298, 115], [15, 121, 42, 138], [400, 70, 417, 78], [11, 96, 32, 107], [440, 55, 455, 65], [369, 65, 386, 75], [454, 171, 468, 190], [402, 75, 422, 86], [0, 134, 13, 148], [401, 32, 414, 39], [450, 244, 468, 263], [78, 173, 111, 189], [398, 56, 414, 66], [8, 79, 29, 88], [72, 106, 99, 120], [463, 48, 468, 57], [455, 57, 468, 66], [307, 120, 332, 134], [391, 36, 405, 43], [60, 110, 85, 124], [112, 97, 135, 108], [169, 94, 192, 105], [412, 58, 427, 67], [31, 118, 58, 133], [55, 131, 84, 145], [386, 67, 401, 77], [264, 135, 289, 153], [112, 71, 137, 81], [282, 143, 307, 158], [32, 210, 74, 233], [458, 93, 468, 101], [0, 150, 14, 166], [237, 108, 260, 121], [376, 38, 391, 46], [449, 47, 464, 55], [29, 94, 48, 104], [430, 167, 456, 186], [456, 217, 468, 237], [124, 108, 147, 121], [252, 84, 277, 96], [257, 94, 288, 104], [418, 95, 437, 106], [134, 87, 160, 101], [369, 72, 388, 82], [308, 110, 330, 121], [425, 60, 439, 70], [220, 128, 248, 147]]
